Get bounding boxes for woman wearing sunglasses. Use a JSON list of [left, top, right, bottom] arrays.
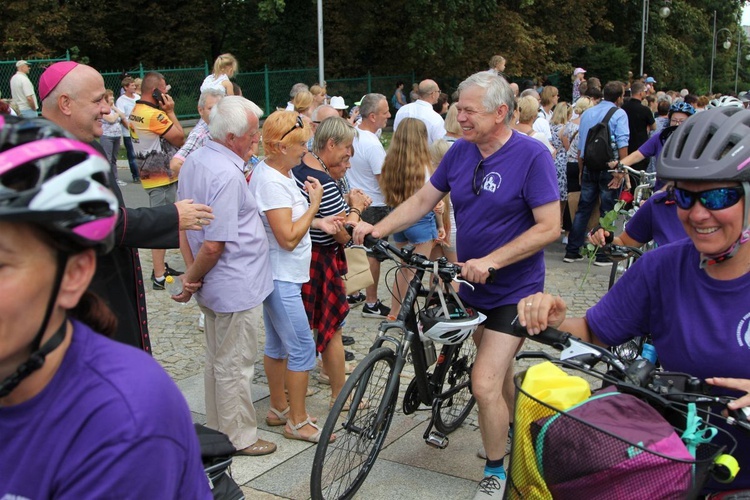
[[249, 111, 343, 443], [517, 107, 750, 495]]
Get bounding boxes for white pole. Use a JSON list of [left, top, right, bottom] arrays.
[[317, 0, 324, 86], [640, 0, 649, 77]]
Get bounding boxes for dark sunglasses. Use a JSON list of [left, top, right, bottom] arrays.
[[670, 186, 744, 211], [280, 115, 304, 140], [472, 160, 485, 196]]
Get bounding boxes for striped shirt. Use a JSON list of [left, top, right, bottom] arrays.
[[292, 163, 347, 246]]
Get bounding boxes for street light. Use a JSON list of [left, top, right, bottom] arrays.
[[735, 40, 750, 94], [639, 0, 672, 77], [709, 10, 734, 95]]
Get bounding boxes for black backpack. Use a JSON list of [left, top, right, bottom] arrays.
[[582, 107, 618, 172]]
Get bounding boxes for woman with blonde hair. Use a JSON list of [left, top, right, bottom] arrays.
[[443, 103, 462, 143], [539, 86, 559, 121], [380, 118, 444, 318], [293, 90, 314, 118], [310, 84, 327, 109], [550, 101, 572, 211], [514, 96, 555, 155], [561, 97, 594, 241], [200, 53, 237, 95], [249, 111, 343, 443]]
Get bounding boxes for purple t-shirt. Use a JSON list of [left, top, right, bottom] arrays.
[[624, 191, 687, 246], [586, 239, 750, 490], [430, 134, 559, 309], [637, 128, 667, 159], [0, 321, 212, 499]]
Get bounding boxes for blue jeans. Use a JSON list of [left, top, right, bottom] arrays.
[[20, 109, 38, 118], [565, 168, 618, 255], [122, 136, 140, 181], [262, 280, 317, 372]]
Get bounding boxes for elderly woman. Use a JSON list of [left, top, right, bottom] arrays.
[[200, 53, 237, 95], [249, 111, 343, 443], [514, 96, 555, 155], [518, 106, 750, 496], [0, 117, 209, 497], [293, 117, 371, 406]]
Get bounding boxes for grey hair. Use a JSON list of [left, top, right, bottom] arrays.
[[312, 116, 357, 154], [198, 88, 225, 109], [458, 72, 516, 125], [290, 82, 309, 98], [209, 96, 262, 142], [359, 93, 386, 118]]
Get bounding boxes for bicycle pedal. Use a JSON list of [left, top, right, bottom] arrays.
[[425, 431, 449, 449]]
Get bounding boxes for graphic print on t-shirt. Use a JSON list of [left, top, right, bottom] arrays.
[[480, 172, 502, 193], [736, 312, 750, 350]]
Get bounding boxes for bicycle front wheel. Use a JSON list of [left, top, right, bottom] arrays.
[[311, 346, 399, 500], [433, 339, 476, 434]]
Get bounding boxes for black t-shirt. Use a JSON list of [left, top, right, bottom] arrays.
[[622, 98, 655, 153]]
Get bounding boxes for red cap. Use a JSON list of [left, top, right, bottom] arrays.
[[39, 61, 79, 101]]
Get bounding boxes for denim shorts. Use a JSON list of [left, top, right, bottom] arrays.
[[262, 280, 317, 372], [392, 212, 437, 245]]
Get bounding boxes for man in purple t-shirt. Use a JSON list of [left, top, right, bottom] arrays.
[[354, 71, 560, 498]]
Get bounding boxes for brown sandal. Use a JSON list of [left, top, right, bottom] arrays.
[[236, 438, 277, 456]]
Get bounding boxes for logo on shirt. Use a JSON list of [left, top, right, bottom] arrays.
[[736, 312, 750, 350], [480, 172, 502, 193]]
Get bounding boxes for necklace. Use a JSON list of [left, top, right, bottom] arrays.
[[311, 152, 329, 174]]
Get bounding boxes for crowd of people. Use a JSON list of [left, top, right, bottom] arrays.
[[2, 51, 750, 500]]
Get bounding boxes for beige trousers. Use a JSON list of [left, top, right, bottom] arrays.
[[201, 305, 261, 450]]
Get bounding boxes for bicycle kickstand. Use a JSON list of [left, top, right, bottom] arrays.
[[423, 398, 449, 449]]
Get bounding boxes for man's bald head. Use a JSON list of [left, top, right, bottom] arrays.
[[41, 64, 110, 142], [312, 104, 339, 123]]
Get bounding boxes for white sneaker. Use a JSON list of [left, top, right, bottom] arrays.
[[198, 313, 205, 332], [116, 179, 127, 186], [473, 474, 506, 499]]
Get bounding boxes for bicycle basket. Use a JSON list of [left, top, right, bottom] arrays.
[[505, 369, 727, 500]]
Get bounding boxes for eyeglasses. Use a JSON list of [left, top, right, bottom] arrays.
[[670, 186, 744, 211], [472, 160, 485, 195], [281, 115, 304, 140], [670, 118, 686, 126]]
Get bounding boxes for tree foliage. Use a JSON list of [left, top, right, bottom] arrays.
[[0, 0, 746, 94]]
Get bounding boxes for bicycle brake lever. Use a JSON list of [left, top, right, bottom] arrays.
[[727, 406, 750, 433], [453, 277, 475, 291]]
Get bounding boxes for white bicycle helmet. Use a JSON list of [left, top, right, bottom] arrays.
[[419, 294, 486, 345], [707, 96, 744, 109]]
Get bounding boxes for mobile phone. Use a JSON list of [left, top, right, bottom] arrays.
[[152, 88, 165, 105]]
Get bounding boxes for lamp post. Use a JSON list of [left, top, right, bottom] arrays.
[[735, 31, 750, 94], [710, 10, 733, 95], [639, 0, 672, 77]]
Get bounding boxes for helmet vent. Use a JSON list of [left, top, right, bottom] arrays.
[[693, 129, 715, 160]]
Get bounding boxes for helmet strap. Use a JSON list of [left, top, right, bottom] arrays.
[[0, 252, 69, 399], [425, 261, 467, 318], [699, 182, 750, 269]]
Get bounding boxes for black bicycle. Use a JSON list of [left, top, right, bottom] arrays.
[[505, 321, 750, 499], [310, 235, 485, 500]]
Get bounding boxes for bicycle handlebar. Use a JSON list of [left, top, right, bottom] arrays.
[[358, 230, 497, 283], [609, 163, 658, 182], [508, 317, 750, 432]]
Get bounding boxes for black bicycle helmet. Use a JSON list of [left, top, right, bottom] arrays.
[[658, 107, 750, 183]]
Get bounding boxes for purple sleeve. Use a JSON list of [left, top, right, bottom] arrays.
[[637, 133, 660, 158], [522, 148, 560, 208], [623, 198, 654, 245], [585, 256, 652, 346]]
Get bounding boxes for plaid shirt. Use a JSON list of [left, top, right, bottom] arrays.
[[173, 119, 211, 161]]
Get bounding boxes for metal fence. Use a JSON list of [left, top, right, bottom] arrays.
[[1, 53, 414, 120]]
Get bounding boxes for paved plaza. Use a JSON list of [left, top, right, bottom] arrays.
[[120, 165, 613, 499]]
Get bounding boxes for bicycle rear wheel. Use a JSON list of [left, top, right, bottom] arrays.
[[432, 339, 476, 434], [311, 347, 399, 500]]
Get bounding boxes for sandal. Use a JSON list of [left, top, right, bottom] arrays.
[[236, 438, 277, 456], [265, 406, 289, 426], [283, 417, 334, 443]]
